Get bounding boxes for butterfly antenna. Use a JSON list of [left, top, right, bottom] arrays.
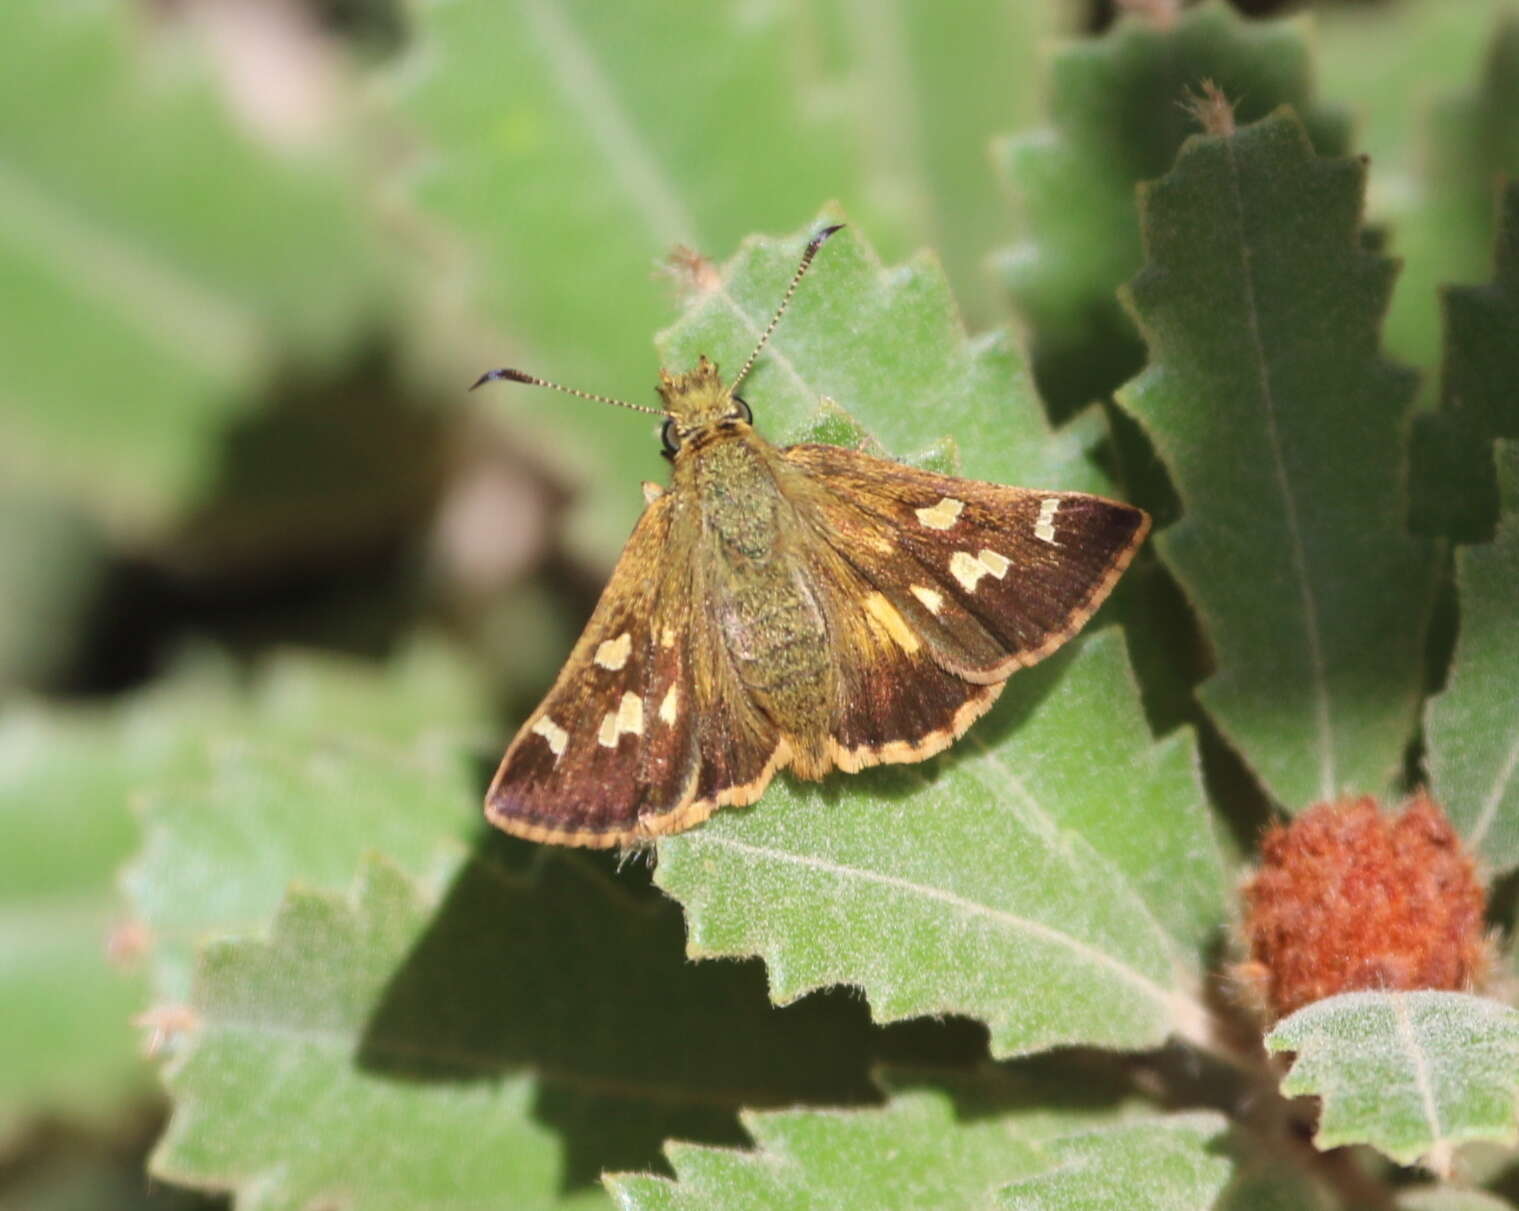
[[470, 367, 664, 416], [728, 223, 844, 393]]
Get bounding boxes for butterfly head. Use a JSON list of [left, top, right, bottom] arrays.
[[655, 355, 753, 456]]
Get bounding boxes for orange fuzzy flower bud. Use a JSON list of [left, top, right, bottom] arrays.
[[1239, 793, 1487, 1021]]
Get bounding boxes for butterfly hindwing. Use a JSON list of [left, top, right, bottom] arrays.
[[485, 494, 701, 847], [796, 535, 1009, 771], [631, 532, 788, 837], [780, 443, 1150, 684]]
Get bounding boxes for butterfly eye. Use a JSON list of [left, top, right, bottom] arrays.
[[731, 396, 753, 424], [661, 418, 682, 455]]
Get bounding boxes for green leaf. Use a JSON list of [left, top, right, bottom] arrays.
[[398, 1, 1074, 562], [609, 1082, 1231, 1211], [655, 629, 1227, 1059], [152, 850, 964, 1208], [658, 218, 1112, 502], [991, 1117, 1234, 1211], [123, 642, 490, 1003], [0, 0, 394, 540], [152, 857, 570, 1210], [804, 0, 1069, 325], [1267, 991, 1519, 1174], [0, 705, 149, 1133], [1116, 110, 1434, 811], [1380, 14, 1519, 403], [1411, 181, 1519, 540], [992, 2, 1348, 418], [1426, 442, 1519, 869], [1313, 0, 1508, 192]]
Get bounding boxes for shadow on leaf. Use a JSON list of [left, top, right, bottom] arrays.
[[357, 830, 986, 1192]]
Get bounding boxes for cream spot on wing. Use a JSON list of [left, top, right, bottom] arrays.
[[659, 684, 678, 725], [978, 548, 1010, 578], [597, 710, 619, 748], [594, 632, 632, 670], [642, 481, 664, 504], [1035, 497, 1060, 545], [864, 591, 921, 653], [616, 690, 644, 737], [910, 584, 944, 615], [660, 627, 676, 648], [950, 549, 1012, 592], [866, 533, 894, 554], [950, 550, 988, 592], [531, 715, 569, 758], [915, 496, 964, 530]]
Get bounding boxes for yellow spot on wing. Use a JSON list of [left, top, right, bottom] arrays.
[[595, 632, 632, 670], [660, 628, 676, 648], [659, 684, 678, 725], [597, 711, 619, 748], [864, 591, 921, 653], [915, 496, 964, 530], [531, 715, 568, 757]]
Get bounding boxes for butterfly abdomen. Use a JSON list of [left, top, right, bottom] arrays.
[[683, 431, 842, 774]]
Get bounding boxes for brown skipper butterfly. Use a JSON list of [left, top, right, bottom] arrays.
[[474, 226, 1149, 847]]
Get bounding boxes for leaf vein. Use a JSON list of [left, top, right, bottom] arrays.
[[1467, 723, 1519, 852], [711, 279, 815, 403], [1220, 135, 1336, 799], [1391, 993, 1448, 1168], [689, 833, 1175, 1012], [522, 0, 697, 247], [961, 732, 1196, 992]]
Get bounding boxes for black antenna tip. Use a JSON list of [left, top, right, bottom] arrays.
[[808, 223, 845, 253], [470, 367, 534, 391]]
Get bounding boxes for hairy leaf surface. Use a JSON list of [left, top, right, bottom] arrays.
[[1118, 110, 1434, 810], [609, 1083, 1232, 1211], [1268, 991, 1519, 1173], [993, 2, 1346, 417], [655, 630, 1226, 1058], [1426, 443, 1519, 867]]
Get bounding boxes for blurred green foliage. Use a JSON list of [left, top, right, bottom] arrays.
[[4, 0, 1519, 1206]]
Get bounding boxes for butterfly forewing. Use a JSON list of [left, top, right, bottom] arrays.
[[780, 443, 1150, 684], [485, 495, 700, 846]]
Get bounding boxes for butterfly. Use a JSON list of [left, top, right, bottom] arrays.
[[474, 225, 1149, 847]]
